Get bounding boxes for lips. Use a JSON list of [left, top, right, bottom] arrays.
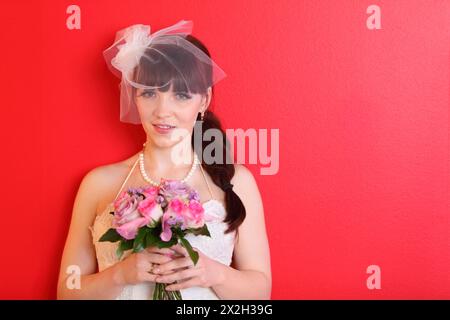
[[152, 123, 176, 134], [153, 123, 176, 129]]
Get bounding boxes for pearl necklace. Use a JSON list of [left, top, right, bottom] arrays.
[[138, 151, 200, 187]]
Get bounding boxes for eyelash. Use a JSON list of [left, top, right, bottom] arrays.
[[139, 90, 192, 100]]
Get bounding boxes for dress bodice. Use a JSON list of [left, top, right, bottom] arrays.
[[89, 156, 236, 299]]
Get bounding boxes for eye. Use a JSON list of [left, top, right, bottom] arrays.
[[139, 90, 156, 98], [175, 92, 192, 100]]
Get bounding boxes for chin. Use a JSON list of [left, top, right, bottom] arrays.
[[152, 135, 184, 148]]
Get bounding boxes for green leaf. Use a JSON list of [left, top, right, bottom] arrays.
[[116, 239, 132, 259], [188, 225, 211, 237], [133, 228, 148, 252], [116, 246, 123, 260], [99, 228, 121, 242], [179, 237, 199, 265], [145, 231, 159, 248], [150, 226, 178, 248], [120, 239, 133, 251], [173, 228, 185, 237], [157, 237, 178, 248]]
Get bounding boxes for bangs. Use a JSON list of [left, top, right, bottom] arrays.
[[133, 44, 212, 94]]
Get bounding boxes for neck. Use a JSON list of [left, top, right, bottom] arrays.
[[141, 136, 196, 179]]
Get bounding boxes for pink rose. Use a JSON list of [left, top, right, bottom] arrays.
[[160, 199, 186, 241], [142, 186, 159, 199], [138, 197, 163, 227], [169, 198, 185, 213], [113, 190, 129, 211], [116, 217, 149, 240], [113, 193, 150, 240], [184, 200, 205, 229]]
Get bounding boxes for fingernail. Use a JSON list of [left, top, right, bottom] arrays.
[[153, 267, 160, 273]]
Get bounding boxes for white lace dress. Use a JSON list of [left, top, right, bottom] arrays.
[[90, 193, 236, 299]]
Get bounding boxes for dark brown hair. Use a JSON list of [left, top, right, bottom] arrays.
[[132, 35, 246, 235]]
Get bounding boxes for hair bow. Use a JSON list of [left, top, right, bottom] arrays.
[[109, 20, 193, 77]]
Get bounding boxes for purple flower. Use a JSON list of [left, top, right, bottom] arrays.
[[160, 179, 191, 198], [188, 189, 200, 202], [112, 189, 149, 240]]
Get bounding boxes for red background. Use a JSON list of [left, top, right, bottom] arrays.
[[0, 0, 448, 299]]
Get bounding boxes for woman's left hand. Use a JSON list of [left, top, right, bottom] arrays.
[[152, 244, 226, 291]]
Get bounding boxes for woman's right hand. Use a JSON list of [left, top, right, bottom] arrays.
[[112, 247, 176, 286]]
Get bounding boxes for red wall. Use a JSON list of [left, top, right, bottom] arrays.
[[1, 0, 448, 299]]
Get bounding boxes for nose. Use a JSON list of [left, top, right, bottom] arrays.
[[153, 92, 173, 117]]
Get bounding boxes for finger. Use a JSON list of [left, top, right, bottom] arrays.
[[138, 271, 159, 283], [159, 269, 175, 275], [144, 252, 173, 264], [140, 260, 173, 276], [153, 257, 194, 274], [146, 247, 176, 255], [170, 244, 190, 257], [155, 267, 202, 284], [143, 260, 173, 275], [140, 260, 153, 272], [166, 278, 199, 291], [148, 247, 180, 260]]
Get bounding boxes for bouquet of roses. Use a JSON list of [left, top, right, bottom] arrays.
[[99, 178, 211, 300]]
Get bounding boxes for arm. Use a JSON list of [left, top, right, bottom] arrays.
[[57, 168, 127, 299], [57, 168, 167, 299], [211, 165, 272, 300]]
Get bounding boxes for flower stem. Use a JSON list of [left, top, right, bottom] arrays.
[[152, 283, 182, 300]]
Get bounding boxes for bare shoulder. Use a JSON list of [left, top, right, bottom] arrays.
[[83, 157, 133, 190], [80, 153, 140, 215], [231, 164, 260, 195], [231, 164, 264, 215]]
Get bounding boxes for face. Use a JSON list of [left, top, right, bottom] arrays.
[[135, 85, 211, 148]]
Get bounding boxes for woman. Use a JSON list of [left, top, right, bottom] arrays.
[[57, 20, 271, 300]]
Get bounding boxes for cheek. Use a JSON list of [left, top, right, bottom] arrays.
[[176, 103, 201, 126], [180, 109, 198, 125], [136, 100, 150, 115], [136, 101, 157, 126]]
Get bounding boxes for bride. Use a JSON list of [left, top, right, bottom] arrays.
[[57, 20, 271, 300]]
